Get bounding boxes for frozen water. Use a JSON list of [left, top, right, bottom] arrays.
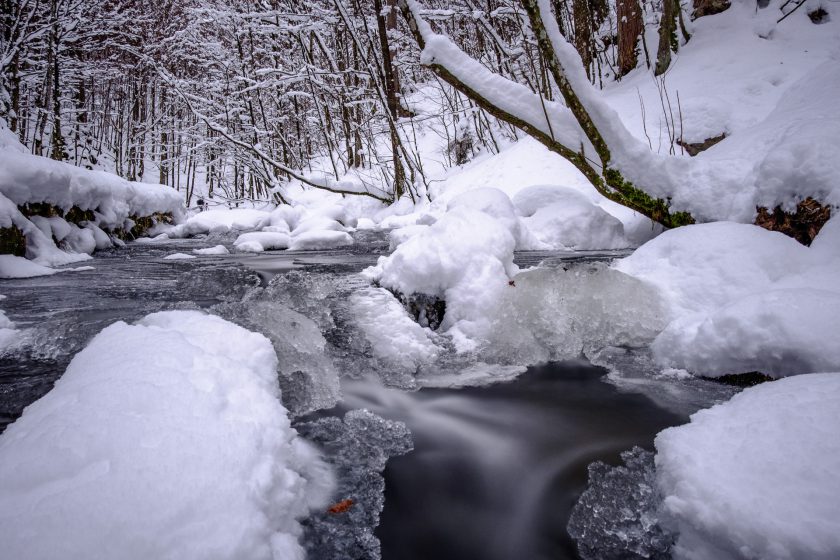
[[296, 410, 413, 560], [568, 447, 673, 560], [212, 300, 341, 416]]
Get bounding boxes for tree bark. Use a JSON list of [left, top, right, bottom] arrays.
[[617, 0, 643, 77], [655, 0, 679, 75]]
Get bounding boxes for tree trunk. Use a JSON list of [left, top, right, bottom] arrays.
[[572, 0, 593, 79], [655, 0, 679, 75], [617, 0, 643, 77]]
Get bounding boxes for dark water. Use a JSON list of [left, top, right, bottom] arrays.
[[335, 363, 686, 560]]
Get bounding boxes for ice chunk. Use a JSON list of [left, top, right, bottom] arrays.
[[568, 447, 673, 560], [0, 310, 334, 560], [655, 373, 840, 560], [298, 410, 413, 560]]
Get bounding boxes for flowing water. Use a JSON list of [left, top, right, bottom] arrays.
[[0, 232, 733, 559]]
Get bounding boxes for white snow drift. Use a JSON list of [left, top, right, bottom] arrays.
[[656, 372, 840, 560], [0, 310, 334, 560]]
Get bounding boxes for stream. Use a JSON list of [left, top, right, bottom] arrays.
[[0, 231, 734, 559]]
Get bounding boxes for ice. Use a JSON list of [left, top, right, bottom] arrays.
[[212, 300, 341, 416], [0, 310, 334, 560], [297, 409, 413, 560], [480, 262, 668, 366], [655, 372, 840, 560], [568, 447, 673, 560]]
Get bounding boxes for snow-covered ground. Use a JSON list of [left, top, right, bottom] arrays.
[[0, 310, 334, 560]]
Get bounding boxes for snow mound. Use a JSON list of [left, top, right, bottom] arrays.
[[365, 206, 517, 352], [169, 208, 270, 238], [515, 185, 628, 250], [162, 252, 196, 260], [289, 230, 353, 251], [0, 298, 18, 352], [655, 373, 840, 560], [234, 231, 292, 253], [0, 310, 334, 560], [616, 221, 840, 377], [193, 244, 230, 255], [0, 254, 57, 278]]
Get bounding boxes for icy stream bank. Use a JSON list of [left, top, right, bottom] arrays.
[[0, 231, 754, 559]]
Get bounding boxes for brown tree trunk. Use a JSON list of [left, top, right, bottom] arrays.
[[655, 0, 679, 75], [617, 0, 643, 77], [375, 0, 406, 198], [572, 0, 593, 79]]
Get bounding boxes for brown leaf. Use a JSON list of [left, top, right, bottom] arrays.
[[327, 499, 354, 514]]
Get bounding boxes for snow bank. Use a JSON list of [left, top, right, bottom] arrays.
[[655, 372, 840, 560], [0, 145, 184, 264], [616, 220, 840, 377], [0, 296, 18, 352], [0, 254, 58, 278], [0, 310, 333, 560], [0, 149, 183, 226]]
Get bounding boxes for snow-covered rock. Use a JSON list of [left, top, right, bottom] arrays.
[[162, 252, 196, 260], [168, 208, 270, 238], [0, 310, 334, 560], [365, 205, 517, 351], [193, 244, 230, 256], [288, 230, 353, 251], [234, 231, 292, 253], [655, 372, 840, 560]]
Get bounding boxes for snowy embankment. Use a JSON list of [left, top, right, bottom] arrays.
[[655, 373, 840, 560], [618, 218, 840, 377], [0, 310, 334, 560], [0, 126, 184, 267]]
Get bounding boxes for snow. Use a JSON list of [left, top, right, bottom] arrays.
[[193, 244, 230, 255], [515, 186, 629, 250], [0, 310, 334, 560], [350, 287, 441, 370], [616, 220, 840, 377], [0, 297, 18, 352], [655, 372, 840, 560], [288, 230, 353, 251], [162, 252, 196, 260], [0, 254, 58, 278], [365, 205, 518, 352], [168, 208, 270, 238], [234, 231, 292, 253]]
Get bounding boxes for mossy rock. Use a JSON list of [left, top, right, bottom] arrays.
[[0, 225, 26, 256], [755, 197, 831, 246], [19, 202, 62, 218]]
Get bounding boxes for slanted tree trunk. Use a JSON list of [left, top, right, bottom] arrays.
[[617, 0, 643, 77]]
